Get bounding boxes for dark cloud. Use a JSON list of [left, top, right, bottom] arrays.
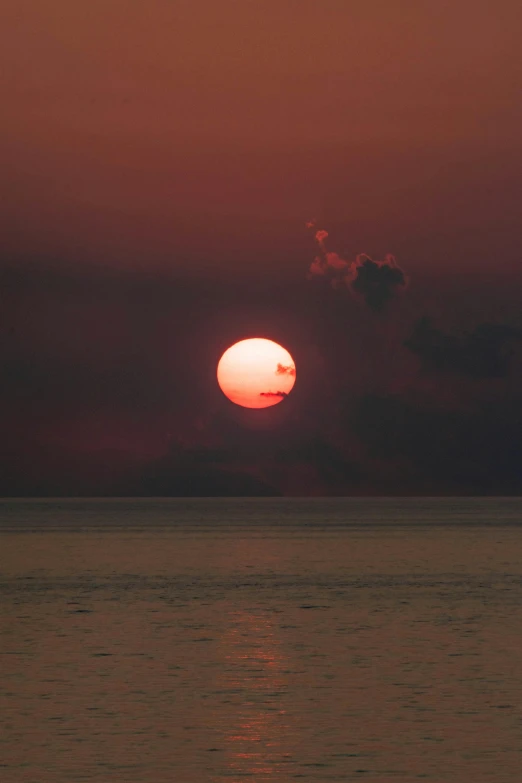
[[137, 454, 280, 497], [276, 363, 296, 376], [260, 391, 288, 398], [306, 226, 407, 310], [274, 436, 362, 486], [351, 254, 407, 311], [132, 434, 362, 497], [352, 393, 522, 493], [405, 317, 522, 378]]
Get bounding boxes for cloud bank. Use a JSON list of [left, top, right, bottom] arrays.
[[405, 317, 522, 378]]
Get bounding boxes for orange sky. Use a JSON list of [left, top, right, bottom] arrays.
[[2, 0, 522, 279]]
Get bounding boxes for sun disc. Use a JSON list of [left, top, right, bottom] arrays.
[[217, 338, 296, 408]]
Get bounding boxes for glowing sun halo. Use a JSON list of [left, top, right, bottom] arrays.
[[217, 338, 296, 409]]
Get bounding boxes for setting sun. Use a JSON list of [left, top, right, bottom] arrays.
[[217, 338, 296, 409]]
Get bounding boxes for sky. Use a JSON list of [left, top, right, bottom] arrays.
[[2, 0, 522, 495]]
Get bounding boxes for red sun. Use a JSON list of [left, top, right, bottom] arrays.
[[217, 338, 296, 409]]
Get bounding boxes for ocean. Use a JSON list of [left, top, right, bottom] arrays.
[[2, 497, 522, 782]]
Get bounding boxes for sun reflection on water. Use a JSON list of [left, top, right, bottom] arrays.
[[218, 609, 292, 779]]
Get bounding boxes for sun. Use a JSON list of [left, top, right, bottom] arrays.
[[217, 338, 296, 409]]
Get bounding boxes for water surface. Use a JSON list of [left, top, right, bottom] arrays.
[[2, 498, 522, 782]]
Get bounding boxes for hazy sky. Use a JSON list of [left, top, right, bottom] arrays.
[[2, 1, 522, 496], [3, 0, 521, 277]]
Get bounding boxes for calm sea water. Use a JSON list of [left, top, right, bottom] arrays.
[[2, 497, 522, 782]]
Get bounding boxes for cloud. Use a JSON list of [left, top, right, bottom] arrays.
[[351, 253, 407, 311], [405, 317, 522, 378], [315, 229, 329, 247], [275, 436, 363, 484], [259, 391, 288, 397], [276, 363, 296, 376], [306, 225, 407, 310], [352, 393, 522, 492], [137, 451, 280, 496]]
